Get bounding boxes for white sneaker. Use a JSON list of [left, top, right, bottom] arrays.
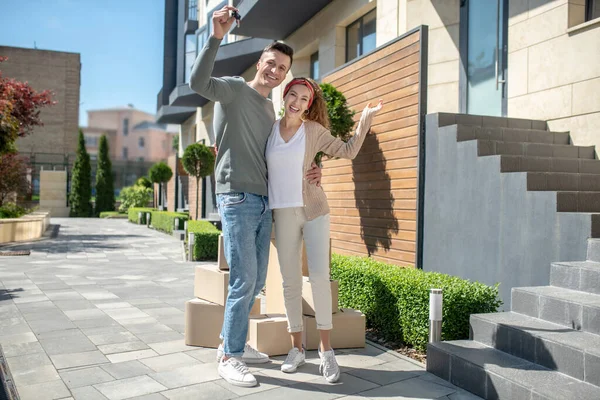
[[218, 357, 257, 387], [216, 343, 270, 364], [281, 347, 305, 373], [319, 349, 340, 383]]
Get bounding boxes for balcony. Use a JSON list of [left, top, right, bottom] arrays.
[[231, 0, 332, 39], [156, 104, 196, 124], [166, 37, 272, 109]]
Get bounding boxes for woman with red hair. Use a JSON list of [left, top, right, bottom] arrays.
[[266, 77, 383, 383]]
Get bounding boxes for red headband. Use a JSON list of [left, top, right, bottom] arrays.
[[283, 78, 315, 109]]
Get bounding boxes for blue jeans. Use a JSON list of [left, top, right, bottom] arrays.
[[217, 192, 272, 357]]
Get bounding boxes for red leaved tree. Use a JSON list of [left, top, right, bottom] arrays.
[[0, 153, 31, 207], [0, 56, 56, 154]]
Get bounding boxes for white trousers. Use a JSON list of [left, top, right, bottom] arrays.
[[273, 208, 332, 333]]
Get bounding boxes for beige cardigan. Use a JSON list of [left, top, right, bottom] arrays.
[[291, 105, 377, 221]]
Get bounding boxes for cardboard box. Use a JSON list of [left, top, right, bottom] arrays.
[[194, 265, 229, 306], [302, 308, 365, 350], [185, 298, 224, 348], [184, 298, 261, 348], [247, 314, 292, 356], [302, 278, 339, 316], [217, 234, 229, 271]]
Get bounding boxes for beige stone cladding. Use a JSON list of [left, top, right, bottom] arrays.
[[0, 46, 81, 155], [506, 0, 600, 154]]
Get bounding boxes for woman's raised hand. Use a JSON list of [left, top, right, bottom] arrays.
[[365, 99, 384, 114]]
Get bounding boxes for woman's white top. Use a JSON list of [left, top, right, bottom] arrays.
[[265, 120, 306, 209]]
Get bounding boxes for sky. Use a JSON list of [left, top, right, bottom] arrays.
[[0, 0, 165, 127]]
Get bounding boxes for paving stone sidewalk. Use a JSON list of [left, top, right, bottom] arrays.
[[0, 218, 481, 400]]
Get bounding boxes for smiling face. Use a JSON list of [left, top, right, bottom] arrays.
[[255, 50, 291, 89], [283, 84, 312, 121]]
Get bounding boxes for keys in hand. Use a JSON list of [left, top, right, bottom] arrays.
[[211, 5, 240, 39]]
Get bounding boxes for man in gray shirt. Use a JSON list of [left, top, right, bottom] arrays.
[[190, 5, 321, 387]]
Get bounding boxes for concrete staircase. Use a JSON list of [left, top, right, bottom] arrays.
[[428, 238, 600, 399]]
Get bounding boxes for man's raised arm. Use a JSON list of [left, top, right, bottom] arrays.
[[189, 5, 239, 103]]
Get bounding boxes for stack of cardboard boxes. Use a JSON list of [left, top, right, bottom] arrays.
[[185, 231, 366, 356]]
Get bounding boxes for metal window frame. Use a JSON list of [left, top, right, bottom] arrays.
[[310, 51, 319, 80], [345, 8, 377, 63], [586, 0, 598, 21]]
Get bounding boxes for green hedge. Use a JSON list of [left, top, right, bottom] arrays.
[[330, 254, 502, 351], [150, 211, 189, 234], [128, 208, 155, 224], [187, 220, 220, 261], [99, 211, 127, 219]]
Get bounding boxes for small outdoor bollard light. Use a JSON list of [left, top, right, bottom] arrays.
[[188, 232, 195, 262], [184, 220, 187, 231], [146, 212, 151, 227], [429, 288, 443, 343], [174, 218, 180, 231], [138, 211, 143, 225]]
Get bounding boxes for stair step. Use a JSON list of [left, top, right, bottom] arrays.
[[471, 311, 600, 384], [557, 192, 600, 212], [437, 112, 548, 130], [427, 340, 600, 400], [526, 172, 600, 192], [478, 140, 595, 159], [501, 156, 600, 174], [511, 286, 600, 334], [588, 239, 600, 263], [456, 125, 569, 145], [551, 261, 600, 295]]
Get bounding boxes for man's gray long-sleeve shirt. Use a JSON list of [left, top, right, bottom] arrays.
[[189, 36, 275, 196]]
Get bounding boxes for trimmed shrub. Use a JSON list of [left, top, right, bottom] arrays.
[[188, 220, 220, 261], [69, 130, 92, 217], [99, 211, 126, 219], [0, 203, 28, 219], [119, 185, 153, 213], [150, 211, 188, 234], [330, 254, 502, 351], [127, 207, 155, 224], [94, 135, 115, 215]]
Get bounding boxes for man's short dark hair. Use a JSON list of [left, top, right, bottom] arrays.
[[262, 41, 294, 67]]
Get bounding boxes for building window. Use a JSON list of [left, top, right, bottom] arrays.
[[137, 157, 145, 162], [188, 0, 198, 20], [196, 27, 207, 56], [346, 9, 377, 62], [123, 118, 129, 136], [185, 34, 197, 84], [84, 135, 98, 147], [310, 51, 319, 80], [139, 137, 145, 148], [587, 0, 600, 21], [122, 147, 128, 159]]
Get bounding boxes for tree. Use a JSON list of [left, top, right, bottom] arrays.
[[0, 153, 30, 207], [148, 161, 173, 210], [318, 82, 356, 164], [0, 56, 55, 155], [94, 135, 114, 215], [69, 130, 92, 217], [182, 143, 215, 220], [172, 134, 179, 152]]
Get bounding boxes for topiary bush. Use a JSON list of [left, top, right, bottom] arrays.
[[187, 220, 220, 261], [95, 135, 115, 216], [181, 143, 215, 220], [69, 130, 93, 217], [119, 185, 153, 213], [127, 207, 155, 224], [150, 211, 188, 234], [330, 254, 502, 351]]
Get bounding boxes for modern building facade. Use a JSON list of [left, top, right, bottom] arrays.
[[158, 0, 599, 263]]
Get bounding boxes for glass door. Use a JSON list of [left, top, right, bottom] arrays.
[[460, 0, 508, 116]]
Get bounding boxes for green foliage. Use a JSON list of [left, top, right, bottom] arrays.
[[94, 135, 115, 216], [119, 186, 153, 213], [182, 143, 215, 220], [99, 211, 126, 219], [150, 211, 188, 234], [69, 130, 93, 217], [330, 254, 502, 351], [317, 83, 356, 164], [0, 203, 28, 219], [172, 134, 179, 151], [148, 161, 173, 184], [135, 176, 152, 189], [127, 207, 155, 224], [187, 220, 220, 261]]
